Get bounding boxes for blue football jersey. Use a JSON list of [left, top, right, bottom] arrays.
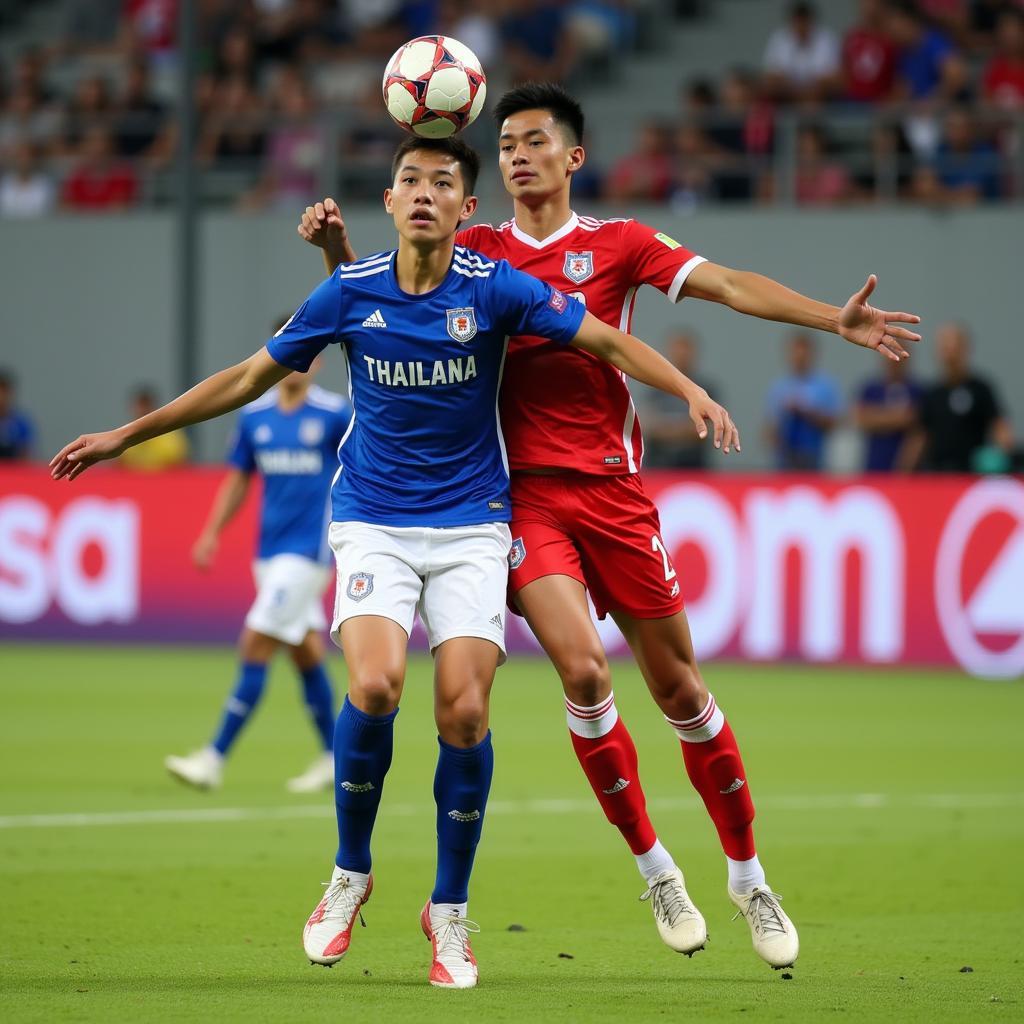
[[227, 385, 352, 563], [266, 247, 586, 528]]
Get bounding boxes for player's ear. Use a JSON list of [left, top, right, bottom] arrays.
[[383, 187, 394, 214], [459, 194, 478, 223], [567, 145, 585, 175]]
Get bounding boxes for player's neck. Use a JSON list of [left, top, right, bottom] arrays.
[[277, 388, 307, 412], [394, 238, 455, 295], [512, 193, 574, 242]]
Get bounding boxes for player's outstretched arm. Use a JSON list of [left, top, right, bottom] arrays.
[[193, 469, 251, 570], [298, 197, 357, 276], [683, 264, 922, 362], [570, 311, 740, 453], [50, 349, 291, 482]]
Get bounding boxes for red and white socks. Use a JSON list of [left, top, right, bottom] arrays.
[[666, 694, 767, 894], [565, 693, 676, 883]]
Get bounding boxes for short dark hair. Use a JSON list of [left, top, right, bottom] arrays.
[[493, 82, 585, 146], [390, 135, 480, 195]]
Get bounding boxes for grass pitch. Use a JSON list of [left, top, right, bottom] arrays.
[[0, 645, 1021, 1023]]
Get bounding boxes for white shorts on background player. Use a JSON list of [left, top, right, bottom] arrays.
[[328, 521, 511, 660], [245, 554, 332, 645]]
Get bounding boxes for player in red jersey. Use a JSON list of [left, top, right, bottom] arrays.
[[298, 83, 920, 971]]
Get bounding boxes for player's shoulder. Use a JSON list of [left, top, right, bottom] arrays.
[[305, 385, 348, 413], [577, 214, 633, 233], [452, 244, 500, 280], [334, 249, 396, 285]]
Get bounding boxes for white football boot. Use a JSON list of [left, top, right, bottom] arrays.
[[303, 867, 372, 966], [164, 748, 223, 790], [728, 886, 799, 969], [286, 753, 335, 793], [640, 868, 708, 956], [420, 902, 480, 989]]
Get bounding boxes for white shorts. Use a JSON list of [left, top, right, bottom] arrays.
[[245, 554, 332, 646], [329, 520, 512, 660]]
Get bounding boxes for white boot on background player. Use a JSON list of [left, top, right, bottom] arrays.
[[287, 752, 335, 793], [164, 747, 223, 790]]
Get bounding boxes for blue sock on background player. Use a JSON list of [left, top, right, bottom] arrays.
[[334, 697, 397, 872], [299, 663, 335, 751], [211, 662, 268, 756], [431, 732, 494, 907]]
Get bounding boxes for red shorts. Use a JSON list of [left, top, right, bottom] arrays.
[[508, 472, 684, 620]]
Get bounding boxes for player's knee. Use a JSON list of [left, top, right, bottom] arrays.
[[437, 691, 488, 747], [349, 672, 401, 715], [559, 651, 612, 707]]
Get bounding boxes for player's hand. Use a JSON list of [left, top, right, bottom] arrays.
[[298, 197, 348, 254], [49, 429, 129, 481], [192, 532, 218, 571], [688, 390, 741, 454], [838, 274, 922, 362]]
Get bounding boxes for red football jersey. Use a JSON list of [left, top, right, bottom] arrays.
[[457, 213, 705, 475]]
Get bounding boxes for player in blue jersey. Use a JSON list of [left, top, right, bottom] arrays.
[[165, 350, 351, 794], [51, 134, 739, 989]]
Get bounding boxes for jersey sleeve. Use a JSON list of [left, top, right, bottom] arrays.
[[226, 415, 256, 473], [487, 261, 586, 345], [620, 220, 707, 303], [265, 273, 343, 372]]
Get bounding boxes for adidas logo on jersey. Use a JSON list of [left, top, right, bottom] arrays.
[[340, 780, 375, 793], [602, 778, 631, 795], [361, 309, 387, 328]]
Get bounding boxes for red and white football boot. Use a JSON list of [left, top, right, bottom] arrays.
[[302, 867, 372, 966], [420, 901, 480, 989]]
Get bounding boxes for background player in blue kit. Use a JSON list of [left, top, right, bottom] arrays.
[[51, 135, 738, 990], [165, 352, 351, 794]]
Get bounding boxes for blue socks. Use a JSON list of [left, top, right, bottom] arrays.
[[334, 697, 397, 873], [211, 662, 267, 755], [431, 732, 494, 906], [299, 663, 335, 751]]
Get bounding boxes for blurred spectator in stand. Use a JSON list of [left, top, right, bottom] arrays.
[[121, 0, 178, 66], [197, 76, 267, 168], [642, 330, 718, 469], [911, 107, 1001, 204], [0, 370, 35, 460], [0, 140, 57, 218], [854, 355, 922, 471], [120, 386, 190, 471], [887, 1, 965, 102], [501, 1, 577, 85], [917, 0, 971, 45], [240, 69, 324, 210], [764, 332, 843, 470], [436, 0, 499, 68], [982, 9, 1024, 109], [841, 0, 897, 104], [113, 58, 174, 167], [59, 75, 114, 158], [604, 119, 674, 202], [255, 0, 345, 65], [670, 121, 715, 210], [794, 123, 855, 204], [0, 54, 63, 160], [213, 26, 259, 86], [58, 0, 123, 58], [904, 322, 1013, 472], [762, 2, 841, 104], [61, 125, 140, 210]]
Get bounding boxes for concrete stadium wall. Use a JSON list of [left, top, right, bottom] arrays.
[[3, 204, 1020, 468]]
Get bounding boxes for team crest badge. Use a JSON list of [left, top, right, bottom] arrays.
[[563, 250, 594, 284], [347, 572, 374, 602], [299, 418, 324, 445], [254, 424, 272, 444], [509, 538, 526, 570], [446, 307, 478, 343]]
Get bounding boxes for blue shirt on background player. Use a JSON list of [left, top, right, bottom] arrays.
[[228, 384, 351, 563], [266, 246, 587, 528]]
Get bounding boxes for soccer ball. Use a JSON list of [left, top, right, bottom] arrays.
[[382, 35, 487, 139]]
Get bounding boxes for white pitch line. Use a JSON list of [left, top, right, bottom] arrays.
[[0, 792, 1022, 831]]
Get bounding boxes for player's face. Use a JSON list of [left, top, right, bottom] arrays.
[[498, 110, 584, 202], [384, 153, 477, 246]]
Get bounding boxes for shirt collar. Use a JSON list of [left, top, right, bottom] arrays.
[[510, 211, 579, 250]]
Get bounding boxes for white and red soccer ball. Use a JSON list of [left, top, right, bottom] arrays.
[[382, 35, 487, 138]]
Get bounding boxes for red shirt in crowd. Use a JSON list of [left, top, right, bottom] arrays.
[[983, 56, 1024, 108], [62, 165, 139, 210], [842, 27, 897, 102]]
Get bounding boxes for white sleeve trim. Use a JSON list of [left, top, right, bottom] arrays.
[[667, 255, 707, 304]]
